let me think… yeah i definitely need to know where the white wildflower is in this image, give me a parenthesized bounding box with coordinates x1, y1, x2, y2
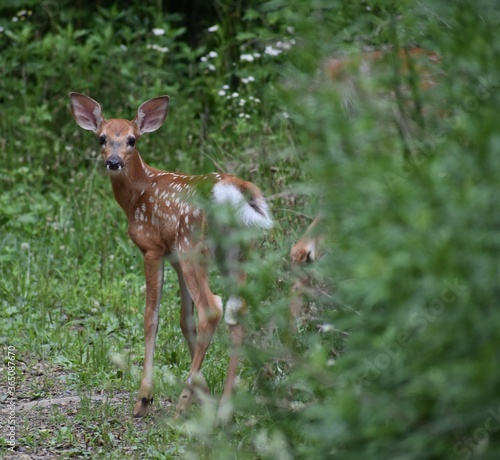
(319, 323, 334, 333)
(287, 26, 295, 34)
(274, 39, 295, 51)
(245, 114, 250, 119)
(200, 56, 207, 62)
(231, 92, 239, 98)
(208, 51, 218, 58)
(152, 28, 165, 36)
(218, 90, 226, 96)
(247, 75, 255, 82)
(239, 99, 246, 106)
(208, 24, 219, 32)
(238, 113, 245, 118)
(147, 44, 169, 53)
(253, 52, 261, 58)
(223, 84, 229, 90)
(21, 242, 30, 251)
(240, 54, 254, 62)
(264, 46, 281, 56)
(0, 27, 4, 33)
(208, 64, 216, 71)
(282, 111, 290, 119)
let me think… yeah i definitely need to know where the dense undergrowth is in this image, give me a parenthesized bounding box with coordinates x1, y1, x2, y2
(1, 0, 500, 458)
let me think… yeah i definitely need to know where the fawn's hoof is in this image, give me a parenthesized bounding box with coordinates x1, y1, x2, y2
(133, 396, 153, 418)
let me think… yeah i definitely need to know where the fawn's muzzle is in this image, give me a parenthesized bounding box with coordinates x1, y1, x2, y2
(106, 156, 124, 171)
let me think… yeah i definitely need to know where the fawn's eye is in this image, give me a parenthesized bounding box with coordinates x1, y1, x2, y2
(99, 135, 106, 146)
(127, 137, 136, 147)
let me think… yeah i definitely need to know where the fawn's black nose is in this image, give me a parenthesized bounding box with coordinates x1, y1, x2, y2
(106, 157, 123, 171)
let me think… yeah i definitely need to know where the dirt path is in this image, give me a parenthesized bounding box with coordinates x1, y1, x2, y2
(1, 355, 174, 459)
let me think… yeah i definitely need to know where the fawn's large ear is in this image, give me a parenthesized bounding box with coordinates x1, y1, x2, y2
(70, 92, 104, 132)
(133, 96, 169, 134)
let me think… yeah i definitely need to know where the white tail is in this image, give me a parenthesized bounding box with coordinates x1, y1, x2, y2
(70, 92, 272, 418)
(212, 181, 273, 229)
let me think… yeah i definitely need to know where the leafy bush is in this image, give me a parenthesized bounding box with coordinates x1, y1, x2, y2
(185, 0, 500, 458)
(215, 1, 500, 458)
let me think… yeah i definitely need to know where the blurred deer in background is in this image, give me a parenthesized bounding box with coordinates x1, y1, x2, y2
(70, 93, 272, 418)
(324, 46, 441, 108)
(325, 47, 441, 88)
(324, 46, 443, 141)
(289, 47, 442, 320)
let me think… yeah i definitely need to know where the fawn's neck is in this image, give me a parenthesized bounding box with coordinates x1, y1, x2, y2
(108, 150, 153, 216)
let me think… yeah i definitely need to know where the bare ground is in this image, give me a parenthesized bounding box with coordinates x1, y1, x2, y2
(1, 356, 176, 459)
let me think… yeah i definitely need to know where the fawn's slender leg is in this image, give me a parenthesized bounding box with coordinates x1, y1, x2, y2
(222, 316, 245, 399)
(172, 262, 196, 359)
(219, 249, 247, 418)
(133, 251, 164, 417)
(172, 261, 209, 395)
(176, 258, 222, 415)
(217, 322, 245, 423)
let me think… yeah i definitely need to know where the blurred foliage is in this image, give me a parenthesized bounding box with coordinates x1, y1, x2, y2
(235, 1, 500, 459)
(1, 0, 500, 458)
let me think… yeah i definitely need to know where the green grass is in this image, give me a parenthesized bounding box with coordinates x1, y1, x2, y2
(0, 145, 295, 458)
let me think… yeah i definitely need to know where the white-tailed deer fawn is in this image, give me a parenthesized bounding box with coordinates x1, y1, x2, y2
(70, 93, 272, 418)
(325, 47, 441, 90)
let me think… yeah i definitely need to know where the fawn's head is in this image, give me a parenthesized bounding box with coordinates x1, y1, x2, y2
(70, 93, 169, 173)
